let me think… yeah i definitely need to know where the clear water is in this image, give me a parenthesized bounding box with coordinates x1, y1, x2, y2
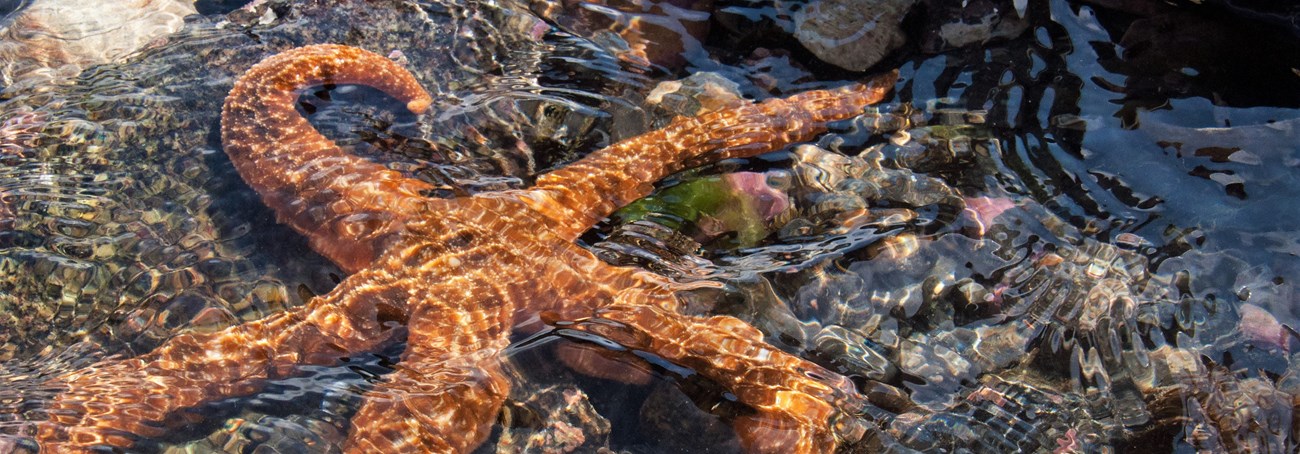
(1, 0, 1298, 452)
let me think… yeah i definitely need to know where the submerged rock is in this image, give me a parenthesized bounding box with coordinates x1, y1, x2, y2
(1239, 303, 1292, 353)
(792, 0, 914, 71)
(614, 171, 792, 249)
(529, 0, 715, 68)
(496, 384, 614, 453)
(916, 0, 1031, 53)
(889, 377, 1106, 453)
(0, 0, 197, 91)
(646, 71, 746, 118)
(0, 0, 1297, 451)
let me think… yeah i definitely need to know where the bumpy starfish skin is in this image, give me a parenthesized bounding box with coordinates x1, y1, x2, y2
(36, 44, 896, 452)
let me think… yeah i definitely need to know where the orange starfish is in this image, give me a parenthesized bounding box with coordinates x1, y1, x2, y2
(35, 44, 896, 452)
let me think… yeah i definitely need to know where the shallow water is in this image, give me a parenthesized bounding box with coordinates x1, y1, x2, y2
(1, 0, 1298, 452)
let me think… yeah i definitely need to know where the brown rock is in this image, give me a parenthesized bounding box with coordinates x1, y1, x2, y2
(793, 0, 914, 71)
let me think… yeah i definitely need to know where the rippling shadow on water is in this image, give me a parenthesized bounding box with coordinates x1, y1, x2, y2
(1, 0, 1299, 451)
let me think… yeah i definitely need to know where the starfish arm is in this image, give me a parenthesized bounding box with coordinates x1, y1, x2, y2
(35, 268, 413, 450)
(345, 351, 510, 454)
(221, 44, 441, 273)
(525, 71, 898, 240)
(32, 41, 897, 452)
(344, 276, 514, 453)
(566, 292, 869, 454)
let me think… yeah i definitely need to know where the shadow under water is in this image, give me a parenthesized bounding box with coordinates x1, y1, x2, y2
(1, 0, 1298, 452)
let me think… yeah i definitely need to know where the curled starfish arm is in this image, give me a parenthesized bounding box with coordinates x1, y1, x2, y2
(221, 44, 440, 273)
(564, 289, 868, 453)
(36, 268, 413, 449)
(526, 71, 898, 240)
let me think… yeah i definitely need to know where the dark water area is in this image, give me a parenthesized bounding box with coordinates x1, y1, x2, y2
(0, 1, 23, 17)
(1, 0, 1299, 452)
(193, 0, 251, 15)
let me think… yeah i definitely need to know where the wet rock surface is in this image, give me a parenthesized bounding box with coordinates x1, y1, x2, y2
(915, 0, 1031, 53)
(791, 0, 913, 72)
(593, 97, 1300, 451)
(2, 0, 1300, 452)
(0, 0, 197, 90)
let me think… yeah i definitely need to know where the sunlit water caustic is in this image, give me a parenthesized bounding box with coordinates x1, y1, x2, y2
(1, 0, 1299, 452)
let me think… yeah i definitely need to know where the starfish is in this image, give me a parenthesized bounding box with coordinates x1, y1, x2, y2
(33, 44, 897, 453)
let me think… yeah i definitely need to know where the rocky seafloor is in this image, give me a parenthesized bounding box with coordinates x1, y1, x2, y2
(1, 0, 1299, 452)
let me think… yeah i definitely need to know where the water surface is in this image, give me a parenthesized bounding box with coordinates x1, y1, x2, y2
(1, 0, 1298, 452)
